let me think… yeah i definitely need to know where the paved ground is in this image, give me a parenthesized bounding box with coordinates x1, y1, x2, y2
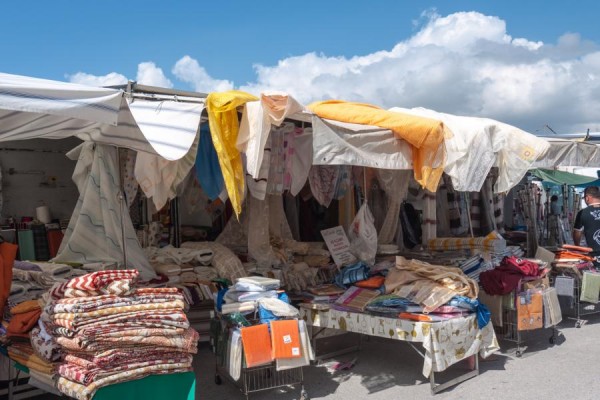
(196, 313, 600, 400)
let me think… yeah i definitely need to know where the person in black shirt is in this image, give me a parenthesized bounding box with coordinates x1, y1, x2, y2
(573, 186, 600, 256)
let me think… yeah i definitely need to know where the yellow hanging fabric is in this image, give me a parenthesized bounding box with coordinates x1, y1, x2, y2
(206, 90, 259, 216)
(308, 100, 450, 192)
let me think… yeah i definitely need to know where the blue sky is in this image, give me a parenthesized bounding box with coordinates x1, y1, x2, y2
(3, 1, 600, 133)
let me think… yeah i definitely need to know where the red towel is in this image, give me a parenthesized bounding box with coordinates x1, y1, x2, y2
(47, 230, 64, 258)
(0, 242, 18, 314)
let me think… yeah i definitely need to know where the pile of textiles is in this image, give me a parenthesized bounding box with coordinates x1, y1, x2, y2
(364, 294, 491, 328)
(384, 256, 479, 313)
(554, 244, 595, 263)
(427, 233, 507, 253)
(181, 241, 246, 284)
(479, 256, 546, 295)
(219, 277, 299, 324)
(300, 284, 345, 304)
(0, 299, 61, 393)
(457, 255, 493, 282)
(41, 270, 198, 400)
(145, 244, 220, 306)
(279, 262, 320, 292)
(220, 276, 281, 315)
(490, 246, 525, 266)
(8, 261, 76, 308)
(146, 244, 217, 285)
(290, 241, 331, 268)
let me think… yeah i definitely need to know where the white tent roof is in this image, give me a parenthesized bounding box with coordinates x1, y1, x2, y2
(531, 138, 600, 168)
(0, 72, 203, 160)
(308, 104, 550, 192)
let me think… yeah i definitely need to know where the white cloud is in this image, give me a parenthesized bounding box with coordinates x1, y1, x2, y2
(67, 72, 127, 87)
(66, 11, 600, 133)
(172, 56, 233, 93)
(136, 62, 173, 88)
(235, 11, 600, 133)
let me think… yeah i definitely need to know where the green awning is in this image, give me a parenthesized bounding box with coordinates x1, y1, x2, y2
(530, 168, 598, 185)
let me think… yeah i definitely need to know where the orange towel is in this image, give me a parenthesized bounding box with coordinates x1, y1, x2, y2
(240, 324, 273, 368)
(561, 244, 593, 253)
(270, 320, 301, 359)
(7, 308, 41, 337)
(555, 250, 594, 262)
(355, 276, 385, 289)
(11, 300, 41, 314)
(398, 312, 434, 322)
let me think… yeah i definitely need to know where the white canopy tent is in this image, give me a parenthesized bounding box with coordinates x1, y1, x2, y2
(0, 72, 203, 160)
(530, 138, 600, 169)
(310, 105, 550, 193)
(0, 72, 205, 280)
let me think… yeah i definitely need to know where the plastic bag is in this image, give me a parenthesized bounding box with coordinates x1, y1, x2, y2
(348, 203, 377, 265)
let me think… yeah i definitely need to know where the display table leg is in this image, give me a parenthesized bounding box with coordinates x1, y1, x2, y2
(429, 354, 479, 395)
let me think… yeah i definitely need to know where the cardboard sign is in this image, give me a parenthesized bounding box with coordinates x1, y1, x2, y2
(321, 226, 357, 266)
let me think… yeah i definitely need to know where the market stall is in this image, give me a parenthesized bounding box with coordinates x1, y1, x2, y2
(0, 73, 206, 400)
(0, 75, 569, 399)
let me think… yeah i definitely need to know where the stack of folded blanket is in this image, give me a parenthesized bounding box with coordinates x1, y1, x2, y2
(41, 270, 199, 400)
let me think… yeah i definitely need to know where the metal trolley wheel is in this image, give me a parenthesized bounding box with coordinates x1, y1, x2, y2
(300, 388, 310, 400)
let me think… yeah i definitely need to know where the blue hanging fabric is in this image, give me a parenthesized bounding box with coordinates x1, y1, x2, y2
(195, 123, 225, 200)
(448, 295, 491, 329)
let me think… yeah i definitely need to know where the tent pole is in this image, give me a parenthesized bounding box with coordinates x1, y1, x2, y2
(116, 147, 128, 269)
(465, 192, 474, 238)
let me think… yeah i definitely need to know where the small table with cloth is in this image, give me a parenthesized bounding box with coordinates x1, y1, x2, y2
(300, 305, 499, 394)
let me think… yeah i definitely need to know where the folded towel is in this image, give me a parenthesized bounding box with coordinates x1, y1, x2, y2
(225, 290, 278, 303)
(237, 276, 280, 290)
(35, 262, 72, 278)
(180, 271, 198, 283)
(222, 302, 256, 314)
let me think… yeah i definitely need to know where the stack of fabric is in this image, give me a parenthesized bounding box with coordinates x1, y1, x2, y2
(221, 276, 281, 315)
(457, 255, 493, 282)
(145, 245, 219, 306)
(373, 257, 491, 327)
(490, 246, 525, 266)
(4, 300, 57, 376)
(41, 270, 198, 400)
(427, 234, 507, 253)
(479, 256, 546, 295)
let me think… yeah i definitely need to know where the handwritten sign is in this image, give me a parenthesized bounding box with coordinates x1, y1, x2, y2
(321, 226, 356, 266)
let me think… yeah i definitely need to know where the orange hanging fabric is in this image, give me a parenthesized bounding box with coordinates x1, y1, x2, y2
(308, 100, 450, 192)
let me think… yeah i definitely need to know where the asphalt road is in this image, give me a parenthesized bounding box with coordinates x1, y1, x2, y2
(196, 313, 600, 400)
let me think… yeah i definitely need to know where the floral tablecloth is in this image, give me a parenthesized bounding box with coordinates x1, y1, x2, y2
(300, 307, 499, 377)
